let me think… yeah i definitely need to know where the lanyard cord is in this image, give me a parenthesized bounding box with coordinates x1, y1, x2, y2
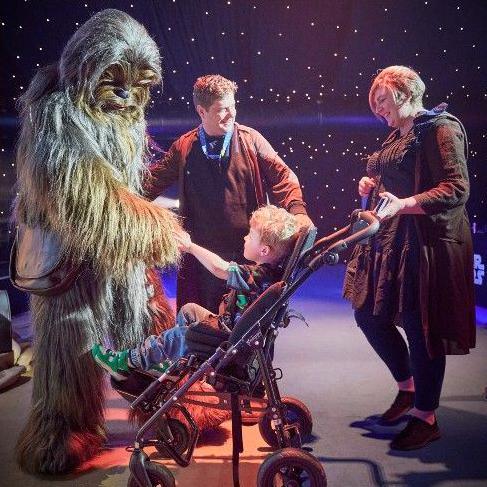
(198, 126, 233, 161)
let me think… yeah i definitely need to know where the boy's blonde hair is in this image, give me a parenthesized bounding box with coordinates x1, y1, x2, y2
(250, 205, 299, 261)
(369, 65, 425, 115)
(193, 74, 238, 109)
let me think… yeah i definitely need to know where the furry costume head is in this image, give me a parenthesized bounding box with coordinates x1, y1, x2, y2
(16, 9, 179, 279)
(59, 9, 162, 123)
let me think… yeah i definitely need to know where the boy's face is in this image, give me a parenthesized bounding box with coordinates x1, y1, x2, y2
(243, 224, 271, 264)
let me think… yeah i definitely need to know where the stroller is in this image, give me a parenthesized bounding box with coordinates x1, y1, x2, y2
(113, 209, 381, 487)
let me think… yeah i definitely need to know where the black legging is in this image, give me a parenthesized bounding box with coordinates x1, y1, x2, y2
(354, 308, 445, 411)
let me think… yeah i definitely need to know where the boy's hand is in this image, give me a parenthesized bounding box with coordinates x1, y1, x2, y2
(175, 230, 192, 252)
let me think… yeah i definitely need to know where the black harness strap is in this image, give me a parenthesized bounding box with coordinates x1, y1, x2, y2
(231, 392, 243, 487)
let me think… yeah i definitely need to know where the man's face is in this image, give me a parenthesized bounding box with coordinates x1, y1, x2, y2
(197, 93, 236, 136)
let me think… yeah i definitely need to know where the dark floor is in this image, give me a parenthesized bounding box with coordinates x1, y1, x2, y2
(1, 265, 486, 486)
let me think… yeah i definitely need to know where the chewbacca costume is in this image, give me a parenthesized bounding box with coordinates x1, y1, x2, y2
(13, 10, 183, 474)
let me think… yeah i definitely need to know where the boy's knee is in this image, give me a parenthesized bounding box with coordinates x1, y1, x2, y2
(177, 303, 198, 326)
(180, 302, 198, 315)
(179, 302, 214, 325)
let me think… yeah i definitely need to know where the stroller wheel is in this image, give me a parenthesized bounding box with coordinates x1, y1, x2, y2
(155, 418, 190, 458)
(127, 460, 175, 487)
(259, 396, 313, 449)
(257, 447, 326, 487)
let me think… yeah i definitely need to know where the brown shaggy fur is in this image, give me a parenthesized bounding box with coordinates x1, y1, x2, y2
(14, 10, 181, 474)
(129, 379, 231, 433)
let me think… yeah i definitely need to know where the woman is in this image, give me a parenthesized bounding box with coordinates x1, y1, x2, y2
(344, 65, 475, 450)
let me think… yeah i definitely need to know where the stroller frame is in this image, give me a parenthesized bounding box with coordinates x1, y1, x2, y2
(125, 209, 380, 487)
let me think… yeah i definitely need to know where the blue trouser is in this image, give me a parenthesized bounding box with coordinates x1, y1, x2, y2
(354, 308, 446, 411)
(129, 303, 216, 370)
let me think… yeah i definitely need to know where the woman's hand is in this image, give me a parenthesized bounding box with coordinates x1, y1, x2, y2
(377, 192, 425, 219)
(175, 229, 192, 252)
(377, 192, 406, 219)
(358, 176, 376, 197)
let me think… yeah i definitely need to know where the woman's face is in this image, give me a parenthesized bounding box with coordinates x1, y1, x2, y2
(372, 85, 414, 130)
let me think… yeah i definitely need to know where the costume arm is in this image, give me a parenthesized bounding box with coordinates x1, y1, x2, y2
(49, 157, 180, 281)
(253, 131, 308, 216)
(412, 121, 469, 214)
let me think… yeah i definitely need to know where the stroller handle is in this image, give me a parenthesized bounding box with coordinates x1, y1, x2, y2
(307, 210, 380, 270)
(327, 210, 379, 252)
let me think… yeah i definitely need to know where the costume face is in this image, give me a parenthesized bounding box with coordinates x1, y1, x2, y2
(90, 62, 158, 123)
(243, 223, 269, 263)
(373, 85, 415, 131)
(198, 93, 236, 136)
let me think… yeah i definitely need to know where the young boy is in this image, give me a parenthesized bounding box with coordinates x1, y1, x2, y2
(92, 205, 298, 380)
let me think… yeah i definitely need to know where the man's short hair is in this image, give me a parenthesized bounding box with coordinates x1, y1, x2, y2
(193, 74, 238, 109)
(250, 205, 299, 261)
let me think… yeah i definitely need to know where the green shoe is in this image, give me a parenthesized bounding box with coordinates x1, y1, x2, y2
(91, 344, 130, 381)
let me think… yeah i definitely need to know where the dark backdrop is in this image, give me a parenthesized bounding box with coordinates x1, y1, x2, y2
(1, 0, 486, 310)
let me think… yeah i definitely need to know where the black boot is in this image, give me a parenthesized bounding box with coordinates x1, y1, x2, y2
(390, 417, 441, 450)
(380, 390, 415, 423)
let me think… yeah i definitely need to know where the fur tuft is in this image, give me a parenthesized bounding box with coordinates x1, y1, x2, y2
(128, 380, 231, 432)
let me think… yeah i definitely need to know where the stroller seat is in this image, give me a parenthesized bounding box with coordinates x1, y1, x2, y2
(113, 225, 314, 396)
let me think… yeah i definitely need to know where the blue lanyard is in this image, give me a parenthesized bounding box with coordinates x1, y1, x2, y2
(198, 126, 233, 161)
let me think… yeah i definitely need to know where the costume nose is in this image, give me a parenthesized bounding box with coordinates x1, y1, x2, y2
(114, 88, 130, 99)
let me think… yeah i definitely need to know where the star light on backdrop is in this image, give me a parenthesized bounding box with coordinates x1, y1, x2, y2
(0, 0, 486, 253)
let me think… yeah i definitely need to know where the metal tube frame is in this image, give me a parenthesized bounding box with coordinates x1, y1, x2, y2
(128, 210, 380, 486)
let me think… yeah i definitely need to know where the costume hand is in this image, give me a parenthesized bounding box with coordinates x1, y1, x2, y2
(377, 192, 406, 219)
(175, 230, 192, 252)
(358, 176, 376, 197)
(294, 213, 314, 229)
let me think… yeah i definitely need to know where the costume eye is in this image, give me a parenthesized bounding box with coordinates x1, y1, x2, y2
(137, 79, 153, 86)
(136, 68, 158, 86)
(98, 79, 114, 87)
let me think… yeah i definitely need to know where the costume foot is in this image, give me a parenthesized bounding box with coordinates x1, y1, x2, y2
(91, 344, 130, 381)
(16, 417, 104, 474)
(380, 390, 415, 423)
(390, 417, 441, 450)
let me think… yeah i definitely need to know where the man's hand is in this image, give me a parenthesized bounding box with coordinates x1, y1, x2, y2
(294, 213, 314, 229)
(175, 230, 192, 252)
(358, 176, 376, 197)
(152, 196, 180, 209)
